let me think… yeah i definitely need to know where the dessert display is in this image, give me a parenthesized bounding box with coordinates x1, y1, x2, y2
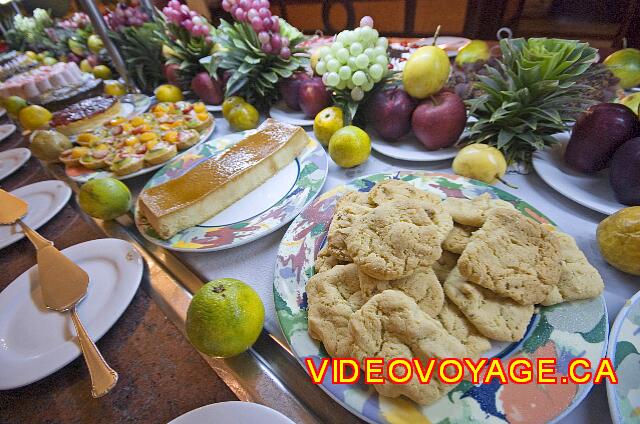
(306, 179, 604, 405)
(138, 118, 309, 239)
(0, 52, 38, 81)
(50, 95, 122, 135)
(0, 61, 86, 100)
(59, 101, 214, 176)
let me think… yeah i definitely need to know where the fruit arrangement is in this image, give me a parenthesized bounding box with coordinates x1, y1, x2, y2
(565, 102, 640, 205)
(59, 101, 214, 175)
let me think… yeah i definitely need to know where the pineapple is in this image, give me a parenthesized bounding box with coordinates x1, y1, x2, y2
(466, 38, 598, 163)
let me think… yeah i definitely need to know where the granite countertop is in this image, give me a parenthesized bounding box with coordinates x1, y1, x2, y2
(0, 124, 237, 423)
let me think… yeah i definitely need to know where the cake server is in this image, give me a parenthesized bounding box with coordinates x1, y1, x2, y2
(0, 188, 118, 397)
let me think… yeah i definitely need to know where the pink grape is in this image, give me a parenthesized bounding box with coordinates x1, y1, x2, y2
(360, 15, 373, 28)
(258, 31, 270, 44)
(251, 0, 261, 9)
(280, 47, 291, 59)
(281, 37, 289, 47)
(271, 16, 279, 31)
(239, 0, 250, 9)
(247, 8, 258, 20)
(259, 0, 270, 8)
(234, 8, 246, 21)
(258, 7, 270, 18)
(271, 34, 281, 50)
(251, 16, 263, 31)
(262, 42, 273, 53)
(262, 17, 272, 30)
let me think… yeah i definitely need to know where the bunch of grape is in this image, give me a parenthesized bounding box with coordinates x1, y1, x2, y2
(59, 12, 92, 30)
(315, 16, 389, 101)
(105, 3, 150, 32)
(221, 0, 291, 59)
(162, 0, 211, 38)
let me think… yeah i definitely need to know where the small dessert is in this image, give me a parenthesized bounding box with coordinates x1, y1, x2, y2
(175, 129, 200, 149)
(0, 62, 85, 100)
(50, 96, 122, 135)
(144, 143, 177, 165)
(111, 155, 144, 176)
(139, 119, 309, 239)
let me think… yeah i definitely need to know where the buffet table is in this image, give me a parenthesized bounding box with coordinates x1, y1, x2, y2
(1, 102, 637, 422)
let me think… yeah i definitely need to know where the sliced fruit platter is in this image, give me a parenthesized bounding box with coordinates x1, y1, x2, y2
(61, 101, 215, 182)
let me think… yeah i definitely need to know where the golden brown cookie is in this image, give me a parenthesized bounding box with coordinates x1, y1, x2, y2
(442, 223, 476, 254)
(542, 231, 604, 306)
(443, 267, 534, 342)
(346, 199, 443, 280)
(349, 290, 467, 405)
(436, 300, 492, 358)
(358, 266, 444, 318)
(432, 250, 460, 284)
(306, 264, 365, 357)
(458, 208, 562, 305)
(368, 179, 442, 206)
(442, 193, 514, 227)
(314, 244, 348, 274)
(326, 191, 372, 262)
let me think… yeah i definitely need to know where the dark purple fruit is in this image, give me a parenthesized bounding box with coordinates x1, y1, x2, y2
(565, 103, 640, 173)
(190, 72, 224, 105)
(610, 137, 640, 205)
(278, 71, 310, 111)
(367, 87, 417, 141)
(298, 76, 331, 118)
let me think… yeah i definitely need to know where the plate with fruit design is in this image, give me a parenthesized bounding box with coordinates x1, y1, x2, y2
(135, 130, 328, 252)
(532, 135, 624, 215)
(607, 289, 640, 424)
(274, 171, 608, 424)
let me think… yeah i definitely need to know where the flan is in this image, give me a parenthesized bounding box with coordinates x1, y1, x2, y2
(51, 96, 122, 135)
(139, 118, 310, 239)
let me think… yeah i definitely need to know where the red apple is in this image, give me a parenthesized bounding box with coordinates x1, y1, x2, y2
(367, 87, 417, 141)
(298, 76, 332, 118)
(411, 91, 466, 150)
(278, 71, 311, 111)
(191, 72, 224, 105)
(163, 63, 180, 86)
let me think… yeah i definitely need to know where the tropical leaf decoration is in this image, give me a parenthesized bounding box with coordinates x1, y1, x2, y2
(466, 37, 598, 163)
(207, 18, 308, 110)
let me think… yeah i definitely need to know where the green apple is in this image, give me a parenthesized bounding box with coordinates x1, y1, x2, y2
(455, 40, 490, 66)
(87, 34, 104, 54)
(604, 48, 640, 89)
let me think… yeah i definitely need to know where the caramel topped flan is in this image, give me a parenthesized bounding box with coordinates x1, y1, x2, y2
(139, 118, 310, 239)
(51, 95, 121, 135)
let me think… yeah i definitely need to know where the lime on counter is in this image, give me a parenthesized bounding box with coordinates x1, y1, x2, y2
(597, 206, 640, 276)
(328, 125, 371, 168)
(19, 105, 52, 130)
(186, 278, 265, 358)
(78, 177, 132, 220)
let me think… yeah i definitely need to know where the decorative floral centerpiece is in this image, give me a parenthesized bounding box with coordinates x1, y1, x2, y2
(106, 1, 165, 93)
(6, 9, 61, 55)
(206, 0, 308, 109)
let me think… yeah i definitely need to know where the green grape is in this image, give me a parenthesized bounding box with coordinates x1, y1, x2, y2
(369, 63, 383, 81)
(336, 79, 347, 90)
(375, 55, 388, 67)
(349, 42, 363, 56)
(347, 57, 357, 69)
(318, 46, 331, 58)
(355, 54, 369, 69)
(373, 46, 386, 58)
(360, 27, 374, 43)
(362, 79, 374, 92)
(347, 80, 355, 89)
(352, 70, 366, 86)
(371, 29, 379, 43)
(327, 59, 340, 72)
(315, 60, 327, 75)
(338, 65, 352, 81)
(336, 31, 347, 43)
(376, 37, 388, 49)
(326, 72, 340, 87)
(331, 42, 344, 53)
(364, 48, 376, 59)
(351, 87, 364, 101)
(336, 48, 350, 64)
(343, 30, 357, 45)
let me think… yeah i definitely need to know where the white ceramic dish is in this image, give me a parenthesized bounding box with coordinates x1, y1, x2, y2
(0, 147, 30, 181)
(0, 238, 143, 389)
(0, 123, 17, 143)
(369, 127, 460, 162)
(269, 101, 314, 126)
(0, 180, 71, 250)
(532, 134, 623, 215)
(416, 36, 471, 56)
(206, 104, 223, 112)
(168, 402, 295, 424)
(0, 107, 6, 118)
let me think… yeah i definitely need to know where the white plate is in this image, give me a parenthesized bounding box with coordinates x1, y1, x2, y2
(0, 238, 143, 389)
(0, 107, 6, 118)
(0, 123, 16, 142)
(532, 134, 624, 215)
(206, 104, 223, 112)
(269, 101, 314, 126)
(0, 180, 72, 250)
(168, 402, 295, 424)
(416, 36, 470, 57)
(0, 147, 30, 180)
(369, 126, 460, 162)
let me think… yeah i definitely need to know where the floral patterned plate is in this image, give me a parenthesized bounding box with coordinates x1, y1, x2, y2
(274, 171, 608, 424)
(607, 289, 640, 424)
(135, 130, 328, 252)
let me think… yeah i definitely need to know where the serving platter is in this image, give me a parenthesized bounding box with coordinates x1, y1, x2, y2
(0, 147, 30, 181)
(368, 127, 460, 162)
(0, 123, 16, 143)
(532, 134, 622, 215)
(270, 101, 314, 127)
(274, 171, 608, 424)
(168, 402, 296, 424)
(0, 238, 143, 389)
(135, 130, 328, 252)
(606, 289, 640, 424)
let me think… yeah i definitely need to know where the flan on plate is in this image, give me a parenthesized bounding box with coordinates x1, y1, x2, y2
(139, 118, 310, 239)
(51, 96, 122, 135)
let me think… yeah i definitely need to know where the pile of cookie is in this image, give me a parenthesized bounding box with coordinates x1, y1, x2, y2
(306, 179, 604, 405)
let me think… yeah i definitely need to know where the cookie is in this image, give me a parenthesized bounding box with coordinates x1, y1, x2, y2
(442, 223, 476, 254)
(306, 264, 365, 357)
(432, 250, 460, 284)
(326, 191, 372, 261)
(346, 199, 443, 280)
(436, 300, 492, 358)
(443, 267, 534, 342)
(542, 231, 604, 306)
(358, 266, 444, 318)
(368, 179, 442, 206)
(442, 193, 514, 227)
(349, 290, 467, 405)
(458, 208, 562, 305)
(315, 244, 347, 274)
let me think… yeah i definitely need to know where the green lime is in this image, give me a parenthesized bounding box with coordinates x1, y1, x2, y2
(5, 95, 27, 116)
(186, 278, 265, 358)
(328, 125, 371, 168)
(78, 177, 131, 220)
